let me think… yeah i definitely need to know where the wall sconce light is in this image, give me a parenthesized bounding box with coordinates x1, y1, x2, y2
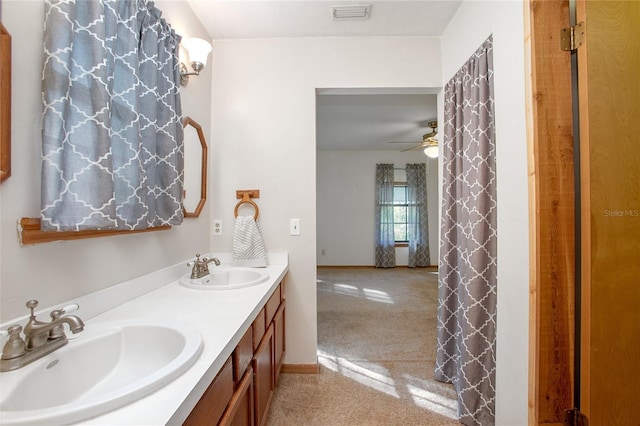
(180, 38, 212, 86)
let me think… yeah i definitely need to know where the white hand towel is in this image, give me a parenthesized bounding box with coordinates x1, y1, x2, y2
(233, 216, 267, 267)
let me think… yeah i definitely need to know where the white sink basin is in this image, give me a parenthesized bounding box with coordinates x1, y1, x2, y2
(0, 319, 202, 426)
(179, 267, 269, 290)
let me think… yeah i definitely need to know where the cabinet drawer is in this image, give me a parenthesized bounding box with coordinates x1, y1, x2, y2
(183, 357, 233, 426)
(252, 308, 265, 351)
(281, 278, 286, 299)
(233, 327, 253, 384)
(265, 284, 281, 326)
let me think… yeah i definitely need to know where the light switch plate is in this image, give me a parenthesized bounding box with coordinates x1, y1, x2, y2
(290, 218, 301, 236)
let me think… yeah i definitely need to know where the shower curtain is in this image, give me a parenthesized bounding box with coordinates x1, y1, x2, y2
(374, 163, 396, 268)
(435, 36, 497, 426)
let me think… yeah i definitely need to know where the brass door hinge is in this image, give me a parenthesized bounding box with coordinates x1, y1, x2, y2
(561, 22, 585, 51)
(563, 408, 589, 426)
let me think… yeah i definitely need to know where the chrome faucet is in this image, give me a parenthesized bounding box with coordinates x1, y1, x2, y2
(0, 300, 85, 372)
(187, 254, 220, 279)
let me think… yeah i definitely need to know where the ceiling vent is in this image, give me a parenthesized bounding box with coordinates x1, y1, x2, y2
(331, 4, 371, 20)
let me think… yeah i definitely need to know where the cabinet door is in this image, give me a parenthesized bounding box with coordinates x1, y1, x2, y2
(183, 358, 234, 426)
(273, 301, 285, 386)
(252, 324, 274, 426)
(219, 367, 254, 426)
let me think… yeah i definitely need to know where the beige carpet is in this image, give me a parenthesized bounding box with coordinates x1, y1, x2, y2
(267, 267, 459, 426)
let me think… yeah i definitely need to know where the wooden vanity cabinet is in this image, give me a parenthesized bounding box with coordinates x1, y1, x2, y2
(184, 279, 286, 426)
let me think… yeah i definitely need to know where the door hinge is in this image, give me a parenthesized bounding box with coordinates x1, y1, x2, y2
(563, 408, 589, 426)
(561, 22, 585, 51)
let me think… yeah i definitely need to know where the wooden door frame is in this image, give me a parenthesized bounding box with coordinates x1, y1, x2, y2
(525, 0, 576, 424)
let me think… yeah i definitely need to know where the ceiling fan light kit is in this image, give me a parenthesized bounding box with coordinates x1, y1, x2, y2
(388, 120, 439, 157)
(424, 145, 439, 158)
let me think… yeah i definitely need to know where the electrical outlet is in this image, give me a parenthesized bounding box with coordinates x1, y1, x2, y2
(290, 218, 301, 236)
(213, 220, 222, 236)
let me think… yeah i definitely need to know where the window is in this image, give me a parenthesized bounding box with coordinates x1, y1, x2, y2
(393, 184, 409, 242)
(380, 183, 416, 244)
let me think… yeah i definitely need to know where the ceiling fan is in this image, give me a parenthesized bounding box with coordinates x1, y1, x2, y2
(389, 120, 439, 158)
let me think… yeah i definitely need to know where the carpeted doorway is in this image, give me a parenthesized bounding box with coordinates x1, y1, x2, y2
(267, 267, 458, 425)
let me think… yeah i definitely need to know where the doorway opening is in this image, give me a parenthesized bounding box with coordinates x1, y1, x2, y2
(315, 88, 440, 267)
(304, 88, 455, 422)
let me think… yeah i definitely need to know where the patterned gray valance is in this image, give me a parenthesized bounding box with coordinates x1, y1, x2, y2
(41, 0, 184, 231)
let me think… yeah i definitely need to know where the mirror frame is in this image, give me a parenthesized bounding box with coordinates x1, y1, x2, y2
(182, 116, 207, 218)
(0, 23, 11, 183)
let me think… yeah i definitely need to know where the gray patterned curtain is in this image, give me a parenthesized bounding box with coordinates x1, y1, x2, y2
(435, 36, 497, 426)
(406, 163, 430, 267)
(375, 163, 396, 268)
(41, 0, 184, 231)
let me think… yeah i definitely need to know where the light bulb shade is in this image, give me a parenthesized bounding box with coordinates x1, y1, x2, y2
(184, 38, 212, 68)
(424, 145, 439, 158)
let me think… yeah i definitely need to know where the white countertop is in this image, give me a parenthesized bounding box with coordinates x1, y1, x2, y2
(1, 253, 288, 426)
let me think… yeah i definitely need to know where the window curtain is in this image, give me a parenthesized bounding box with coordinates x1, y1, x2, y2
(41, 0, 184, 231)
(435, 36, 497, 426)
(406, 163, 430, 267)
(374, 163, 395, 268)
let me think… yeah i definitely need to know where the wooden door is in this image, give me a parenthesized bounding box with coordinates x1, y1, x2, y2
(577, 1, 640, 424)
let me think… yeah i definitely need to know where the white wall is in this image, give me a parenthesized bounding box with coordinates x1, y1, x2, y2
(0, 1, 212, 322)
(316, 150, 439, 266)
(209, 36, 442, 364)
(441, 1, 529, 424)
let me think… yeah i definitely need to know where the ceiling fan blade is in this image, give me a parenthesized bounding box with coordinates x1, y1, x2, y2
(401, 144, 427, 152)
(389, 120, 438, 150)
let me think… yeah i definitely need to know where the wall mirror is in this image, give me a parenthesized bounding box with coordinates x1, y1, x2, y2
(0, 23, 11, 183)
(182, 116, 207, 218)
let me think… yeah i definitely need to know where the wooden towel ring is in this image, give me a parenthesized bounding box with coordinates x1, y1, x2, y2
(234, 199, 259, 220)
(234, 190, 260, 220)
